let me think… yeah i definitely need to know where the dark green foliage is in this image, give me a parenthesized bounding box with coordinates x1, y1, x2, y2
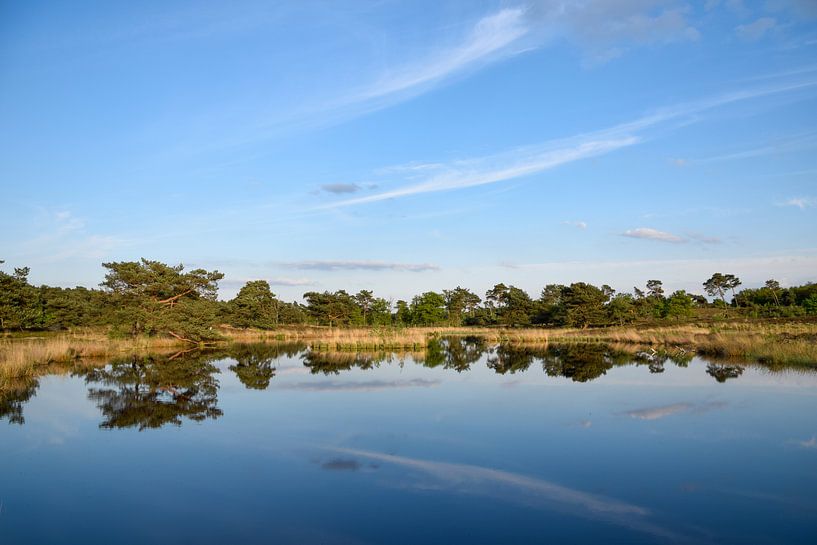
(409, 291, 447, 326)
(662, 290, 695, 320)
(443, 287, 481, 326)
(562, 282, 611, 328)
(607, 293, 636, 325)
(100, 259, 225, 341)
(303, 290, 362, 326)
(484, 283, 534, 326)
(2, 260, 816, 333)
(0, 265, 38, 330)
(0, 377, 39, 425)
(82, 353, 222, 430)
(227, 280, 279, 329)
(703, 273, 741, 304)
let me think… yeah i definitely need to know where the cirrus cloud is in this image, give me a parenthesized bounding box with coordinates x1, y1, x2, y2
(282, 260, 439, 272)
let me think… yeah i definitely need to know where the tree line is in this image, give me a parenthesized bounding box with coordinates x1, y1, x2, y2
(1, 259, 816, 340)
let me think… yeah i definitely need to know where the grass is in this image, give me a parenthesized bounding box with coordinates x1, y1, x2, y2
(221, 323, 817, 365)
(3, 321, 817, 382)
(0, 329, 187, 383)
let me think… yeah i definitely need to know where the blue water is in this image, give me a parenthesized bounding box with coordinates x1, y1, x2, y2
(2, 342, 816, 544)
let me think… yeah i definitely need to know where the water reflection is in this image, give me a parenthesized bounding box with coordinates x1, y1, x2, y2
(229, 343, 305, 389)
(0, 376, 38, 425)
(1, 338, 811, 428)
(706, 364, 745, 382)
(81, 353, 223, 430)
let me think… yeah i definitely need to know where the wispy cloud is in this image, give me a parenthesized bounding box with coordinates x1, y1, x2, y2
(623, 401, 726, 420)
(12, 209, 122, 265)
(736, 17, 778, 41)
(687, 233, 722, 245)
(779, 196, 817, 209)
(327, 447, 691, 542)
(622, 228, 685, 243)
(690, 132, 817, 164)
(220, 276, 316, 289)
(797, 436, 817, 449)
(346, 8, 529, 107)
(317, 76, 817, 209)
(282, 260, 439, 272)
(320, 135, 639, 208)
(268, 277, 316, 286)
(282, 379, 439, 392)
(624, 403, 692, 420)
(562, 220, 588, 230)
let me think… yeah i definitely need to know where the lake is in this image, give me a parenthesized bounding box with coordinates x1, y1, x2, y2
(2, 340, 816, 544)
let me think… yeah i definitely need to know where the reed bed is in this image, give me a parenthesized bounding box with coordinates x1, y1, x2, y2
(0, 330, 185, 381)
(2, 322, 816, 382)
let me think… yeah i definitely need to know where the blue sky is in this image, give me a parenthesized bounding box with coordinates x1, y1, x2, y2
(1, 0, 816, 301)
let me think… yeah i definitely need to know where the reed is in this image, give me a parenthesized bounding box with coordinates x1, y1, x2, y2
(2, 321, 816, 381)
(0, 330, 185, 381)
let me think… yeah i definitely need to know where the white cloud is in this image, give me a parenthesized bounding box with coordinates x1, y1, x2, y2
(562, 220, 588, 230)
(328, 446, 686, 542)
(624, 401, 726, 420)
(321, 135, 639, 208)
(317, 77, 817, 209)
(349, 8, 529, 105)
(797, 436, 817, 449)
(282, 260, 439, 272)
(736, 17, 778, 41)
(622, 227, 685, 243)
(268, 277, 316, 286)
(625, 403, 692, 420)
(780, 197, 816, 209)
(281, 379, 439, 392)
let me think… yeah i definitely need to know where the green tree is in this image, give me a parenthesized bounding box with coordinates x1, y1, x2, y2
(534, 284, 567, 325)
(354, 290, 375, 325)
(409, 292, 447, 325)
(607, 293, 636, 325)
(662, 290, 694, 320)
(443, 287, 481, 326)
(303, 290, 362, 326)
(228, 280, 278, 329)
(562, 282, 610, 328)
(765, 279, 781, 307)
(394, 300, 411, 325)
(646, 279, 664, 299)
(703, 272, 741, 304)
(485, 284, 533, 326)
(100, 259, 224, 340)
(804, 294, 817, 315)
(0, 263, 39, 330)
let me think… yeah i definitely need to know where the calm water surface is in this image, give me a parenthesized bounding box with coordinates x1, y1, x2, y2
(2, 341, 816, 544)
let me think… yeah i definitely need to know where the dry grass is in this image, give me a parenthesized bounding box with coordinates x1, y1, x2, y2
(0, 329, 186, 382)
(220, 323, 817, 366)
(3, 321, 816, 383)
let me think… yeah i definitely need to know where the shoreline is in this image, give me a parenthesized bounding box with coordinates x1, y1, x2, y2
(2, 321, 816, 382)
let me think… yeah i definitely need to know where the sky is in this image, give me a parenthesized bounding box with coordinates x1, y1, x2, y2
(1, 0, 816, 302)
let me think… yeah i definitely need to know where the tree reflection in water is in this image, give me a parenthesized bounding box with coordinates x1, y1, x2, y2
(706, 364, 745, 382)
(229, 343, 305, 389)
(2, 339, 806, 428)
(82, 352, 223, 430)
(424, 336, 486, 372)
(0, 376, 38, 425)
